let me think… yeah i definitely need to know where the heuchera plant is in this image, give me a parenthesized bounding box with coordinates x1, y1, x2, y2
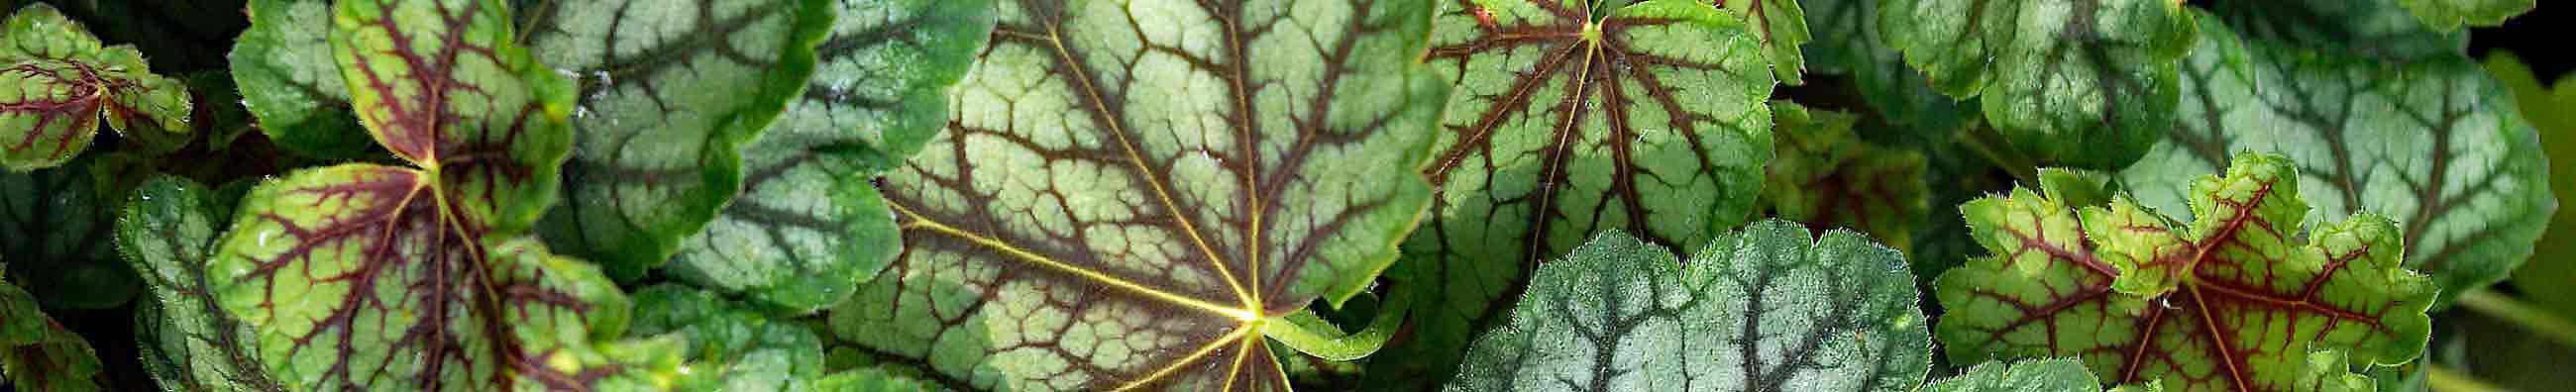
(3, 0, 2569, 391)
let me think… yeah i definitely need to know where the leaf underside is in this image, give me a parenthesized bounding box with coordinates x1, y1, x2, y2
(834, 0, 1449, 390)
(1939, 153, 2435, 392)
(1445, 222, 1926, 392)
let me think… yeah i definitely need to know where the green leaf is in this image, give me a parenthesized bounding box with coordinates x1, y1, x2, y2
(119, 175, 284, 392)
(1, 3, 190, 171)
(204, 1, 686, 390)
(525, 0, 833, 282)
(2204, 0, 2463, 63)
(1379, 0, 1775, 387)
(2118, 16, 2555, 308)
(661, 0, 992, 313)
(231, 0, 375, 159)
(1445, 222, 1927, 392)
(1798, 0, 1972, 131)
(1878, 0, 2195, 169)
(1939, 152, 2436, 392)
(630, 285, 831, 392)
(1713, 0, 1809, 85)
(2395, 0, 2531, 32)
(1, 155, 139, 310)
(0, 281, 106, 392)
(1921, 359, 2109, 392)
(833, 0, 1449, 389)
(1764, 101, 1926, 251)
(2484, 52, 2576, 322)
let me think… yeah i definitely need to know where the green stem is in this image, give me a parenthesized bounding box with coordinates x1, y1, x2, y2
(2425, 363, 2506, 392)
(2455, 288, 2576, 349)
(1261, 285, 1411, 361)
(1958, 123, 2039, 183)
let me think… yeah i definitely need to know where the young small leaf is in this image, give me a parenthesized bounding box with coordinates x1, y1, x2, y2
(1445, 222, 1927, 392)
(2119, 16, 2555, 307)
(1939, 152, 2435, 392)
(1878, 0, 2196, 169)
(835, 0, 1449, 389)
(526, 0, 834, 281)
(1, 3, 190, 171)
(1380, 0, 1775, 387)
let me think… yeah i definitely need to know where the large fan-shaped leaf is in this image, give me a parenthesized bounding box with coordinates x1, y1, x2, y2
(526, 0, 832, 280)
(830, 0, 1449, 389)
(1878, 0, 2195, 169)
(119, 175, 283, 392)
(1, 155, 138, 309)
(1939, 153, 2435, 392)
(2117, 15, 2555, 308)
(1375, 1, 1773, 388)
(204, 1, 685, 390)
(230, 0, 373, 159)
(664, 0, 992, 313)
(1444, 222, 1926, 392)
(1, 3, 189, 171)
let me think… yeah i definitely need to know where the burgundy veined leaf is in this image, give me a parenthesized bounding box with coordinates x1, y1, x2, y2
(1711, 0, 1809, 85)
(1936, 152, 2435, 392)
(204, 0, 686, 391)
(827, 0, 1450, 390)
(1, 3, 190, 172)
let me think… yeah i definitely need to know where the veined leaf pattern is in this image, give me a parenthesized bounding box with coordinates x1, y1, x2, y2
(1, 3, 190, 171)
(1920, 359, 2106, 392)
(2206, 0, 2461, 63)
(205, 0, 684, 390)
(119, 175, 284, 392)
(2117, 15, 2555, 307)
(1, 155, 139, 310)
(1939, 153, 2435, 392)
(526, 0, 832, 280)
(231, 0, 374, 159)
(1764, 101, 1926, 251)
(1878, 0, 2196, 169)
(630, 284, 829, 392)
(1712, 0, 1808, 85)
(1377, 0, 1773, 388)
(835, 0, 1449, 389)
(1798, 0, 1972, 131)
(0, 280, 107, 392)
(668, 0, 993, 313)
(1444, 222, 1927, 392)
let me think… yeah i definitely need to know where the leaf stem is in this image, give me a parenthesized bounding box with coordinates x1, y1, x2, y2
(1261, 284, 1412, 361)
(2425, 363, 2507, 392)
(1958, 123, 2039, 183)
(2455, 288, 2576, 349)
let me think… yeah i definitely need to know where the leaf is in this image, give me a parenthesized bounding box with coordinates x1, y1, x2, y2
(118, 175, 284, 392)
(1938, 152, 2436, 392)
(834, 0, 1450, 389)
(1444, 222, 1927, 392)
(1, 154, 140, 310)
(2484, 52, 2576, 322)
(661, 0, 992, 313)
(2117, 15, 2555, 308)
(0, 281, 106, 392)
(2395, 0, 2531, 32)
(629, 285, 829, 392)
(2204, 0, 2463, 63)
(204, 0, 685, 390)
(1921, 359, 2108, 392)
(2, 3, 191, 171)
(1798, 0, 1972, 131)
(1764, 101, 1926, 251)
(1377, 0, 1775, 388)
(524, 0, 832, 281)
(1878, 0, 2196, 169)
(231, 0, 375, 159)
(1713, 0, 1809, 85)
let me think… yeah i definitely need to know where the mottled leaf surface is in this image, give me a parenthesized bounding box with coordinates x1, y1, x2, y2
(0, 281, 105, 392)
(205, 1, 684, 390)
(1713, 0, 1807, 84)
(526, 0, 830, 279)
(1378, 0, 1773, 388)
(230, 0, 373, 159)
(1798, 0, 1971, 131)
(1878, 0, 2195, 169)
(119, 175, 283, 392)
(1940, 153, 2435, 392)
(630, 285, 830, 392)
(1764, 101, 1925, 251)
(1921, 359, 2103, 392)
(0, 155, 138, 309)
(2395, 0, 2531, 31)
(1445, 223, 1927, 392)
(2205, 0, 2462, 63)
(667, 0, 991, 312)
(2484, 52, 2576, 320)
(1, 3, 189, 171)
(2118, 17, 2555, 307)
(840, 0, 1449, 389)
